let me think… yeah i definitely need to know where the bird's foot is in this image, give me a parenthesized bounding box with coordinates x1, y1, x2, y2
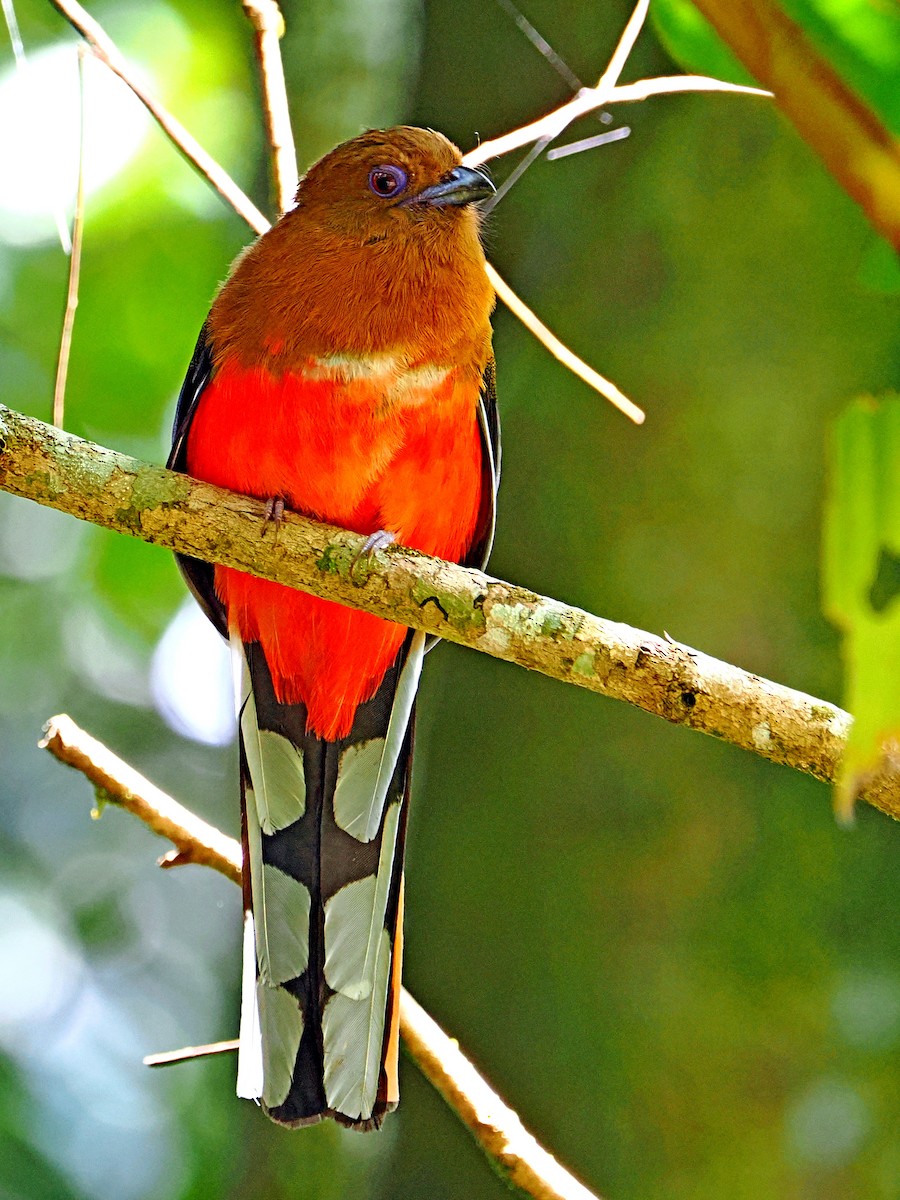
(261, 496, 286, 535)
(350, 529, 396, 580)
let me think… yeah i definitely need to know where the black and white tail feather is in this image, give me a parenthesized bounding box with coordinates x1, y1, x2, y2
(233, 628, 424, 1126)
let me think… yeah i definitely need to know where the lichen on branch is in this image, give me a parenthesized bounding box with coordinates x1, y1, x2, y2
(1, 402, 898, 820)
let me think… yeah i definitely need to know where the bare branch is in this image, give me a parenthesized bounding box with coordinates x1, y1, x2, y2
(40, 714, 241, 881)
(596, 0, 648, 90)
(41, 714, 604, 1200)
(463, 75, 771, 169)
(240, 0, 298, 215)
(691, 0, 900, 250)
(3, 404, 897, 820)
(463, 0, 765, 169)
(486, 265, 644, 424)
(400, 991, 604, 1200)
(145, 1040, 239, 1068)
(49, 0, 270, 235)
(53, 44, 87, 429)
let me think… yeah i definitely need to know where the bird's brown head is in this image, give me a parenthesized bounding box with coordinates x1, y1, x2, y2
(210, 126, 496, 365)
(293, 126, 494, 243)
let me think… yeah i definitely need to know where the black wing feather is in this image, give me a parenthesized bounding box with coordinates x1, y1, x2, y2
(166, 325, 228, 637)
(467, 355, 501, 572)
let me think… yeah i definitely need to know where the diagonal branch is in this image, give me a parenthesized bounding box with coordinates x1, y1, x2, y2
(1, 403, 898, 821)
(463, 74, 771, 168)
(48, 0, 270, 234)
(240, 0, 298, 215)
(689, 0, 900, 250)
(40, 714, 242, 880)
(484, 266, 644, 424)
(40, 713, 604, 1200)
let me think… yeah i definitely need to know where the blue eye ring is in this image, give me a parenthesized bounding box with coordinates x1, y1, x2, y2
(368, 165, 408, 198)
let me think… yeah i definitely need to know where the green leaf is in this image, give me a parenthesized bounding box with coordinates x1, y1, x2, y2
(782, 0, 900, 135)
(653, 1, 900, 136)
(651, 0, 756, 86)
(824, 393, 900, 815)
(857, 235, 900, 296)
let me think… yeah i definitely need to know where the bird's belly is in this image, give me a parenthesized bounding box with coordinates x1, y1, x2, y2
(184, 357, 484, 738)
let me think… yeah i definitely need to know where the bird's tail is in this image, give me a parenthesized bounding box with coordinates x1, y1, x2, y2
(233, 630, 425, 1128)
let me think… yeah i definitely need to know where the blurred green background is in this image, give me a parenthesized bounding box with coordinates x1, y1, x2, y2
(1, 1, 898, 1198)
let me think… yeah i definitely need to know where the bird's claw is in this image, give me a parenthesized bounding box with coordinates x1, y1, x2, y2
(350, 530, 396, 580)
(261, 496, 286, 535)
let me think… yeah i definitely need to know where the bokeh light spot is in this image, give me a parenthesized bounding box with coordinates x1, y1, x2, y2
(786, 1076, 871, 1168)
(151, 600, 236, 745)
(0, 43, 150, 247)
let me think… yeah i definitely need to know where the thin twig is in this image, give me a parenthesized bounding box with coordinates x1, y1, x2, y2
(463, 74, 771, 168)
(48, 0, 270, 235)
(53, 44, 87, 429)
(3, 405, 897, 820)
(39, 714, 242, 880)
(40, 714, 604, 1200)
(240, 0, 298, 215)
(486, 265, 644, 424)
(596, 0, 648, 90)
(492, 0, 619, 152)
(463, 0, 763, 173)
(145, 1039, 239, 1068)
(400, 991, 603, 1200)
(546, 127, 631, 162)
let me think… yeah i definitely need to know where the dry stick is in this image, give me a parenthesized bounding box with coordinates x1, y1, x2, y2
(40, 714, 604, 1200)
(3, 404, 898, 822)
(466, 0, 762, 429)
(463, 0, 765, 167)
(52, 43, 87, 429)
(463, 74, 772, 168)
(48, 0, 270, 235)
(486, 266, 643, 424)
(462, 0, 772, 167)
(483, 0, 647, 223)
(240, 0, 298, 215)
(145, 1039, 239, 1068)
(691, 0, 900, 251)
(399, 991, 602, 1200)
(597, 0, 648, 90)
(40, 714, 242, 880)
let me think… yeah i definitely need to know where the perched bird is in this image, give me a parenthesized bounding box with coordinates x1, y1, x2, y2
(168, 127, 499, 1128)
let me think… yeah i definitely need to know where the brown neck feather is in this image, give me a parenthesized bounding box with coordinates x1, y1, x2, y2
(207, 205, 495, 375)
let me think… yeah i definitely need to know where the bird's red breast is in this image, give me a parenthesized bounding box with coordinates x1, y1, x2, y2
(186, 351, 485, 739)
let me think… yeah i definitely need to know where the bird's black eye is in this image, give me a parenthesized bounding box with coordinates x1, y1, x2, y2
(368, 165, 408, 198)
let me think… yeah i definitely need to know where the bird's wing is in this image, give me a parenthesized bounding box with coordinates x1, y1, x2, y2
(166, 324, 227, 637)
(466, 355, 501, 572)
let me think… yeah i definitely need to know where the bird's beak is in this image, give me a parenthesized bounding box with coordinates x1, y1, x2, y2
(401, 165, 495, 209)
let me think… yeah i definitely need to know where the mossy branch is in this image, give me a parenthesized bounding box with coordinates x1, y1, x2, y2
(1, 402, 898, 821)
